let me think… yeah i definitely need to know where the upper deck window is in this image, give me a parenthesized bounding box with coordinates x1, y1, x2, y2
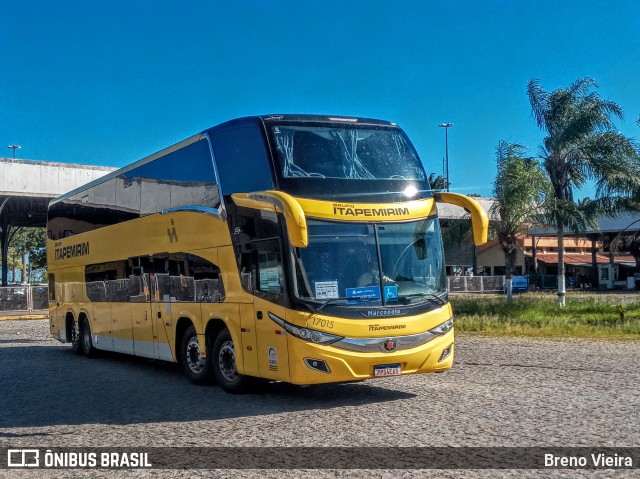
(211, 126, 273, 195)
(270, 125, 426, 181)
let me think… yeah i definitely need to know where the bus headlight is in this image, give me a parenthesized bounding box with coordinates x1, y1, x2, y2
(268, 312, 344, 345)
(429, 318, 454, 336)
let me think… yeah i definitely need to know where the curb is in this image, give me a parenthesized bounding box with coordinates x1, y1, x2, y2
(0, 314, 48, 321)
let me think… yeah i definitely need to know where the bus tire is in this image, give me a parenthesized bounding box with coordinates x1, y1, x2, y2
(81, 316, 97, 358)
(180, 325, 214, 385)
(212, 328, 250, 394)
(70, 318, 83, 355)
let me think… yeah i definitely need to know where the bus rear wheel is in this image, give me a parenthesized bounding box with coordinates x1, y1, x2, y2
(180, 325, 214, 385)
(81, 317, 97, 358)
(212, 329, 250, 394)
(70, 318, 83, 355)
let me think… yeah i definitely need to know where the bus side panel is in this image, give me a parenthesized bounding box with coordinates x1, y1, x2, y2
(203, 304, 245, 372)
(238, 304, 259, 376)
(254, 299, 290, 381)
(111, 302, 134, 355)
(92, 300, 114, 351)
(131, 300, 154, 358)
(48, 269, 63, 342)
(160, 301, 201, 362)
(60, 267, 84, 340)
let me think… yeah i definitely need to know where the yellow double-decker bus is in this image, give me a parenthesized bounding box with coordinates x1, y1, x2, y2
(47, 114, 487, 393)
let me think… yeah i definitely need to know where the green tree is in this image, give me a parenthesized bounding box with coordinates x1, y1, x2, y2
(527, 77, 640, 305)
(491, 141, 550, 302)
(8, 227, 47, 283)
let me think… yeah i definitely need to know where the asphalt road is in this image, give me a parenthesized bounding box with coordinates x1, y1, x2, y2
(1, 319, 639, 478)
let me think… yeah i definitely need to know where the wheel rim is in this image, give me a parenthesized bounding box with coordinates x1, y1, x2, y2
(218, 340, 238, 382)
(186, 336, 206, 374)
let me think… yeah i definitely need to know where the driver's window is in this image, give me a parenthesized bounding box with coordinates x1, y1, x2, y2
(233, 208, 285, 300)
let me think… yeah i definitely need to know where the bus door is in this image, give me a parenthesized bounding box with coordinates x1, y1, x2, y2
(149, 270, 178, 362)
(129, 257, 156, 359)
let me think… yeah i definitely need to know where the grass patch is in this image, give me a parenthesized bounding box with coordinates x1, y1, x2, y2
(451, 293, 640, 339)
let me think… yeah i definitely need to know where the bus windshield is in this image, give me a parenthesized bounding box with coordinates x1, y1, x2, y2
(270, 125, 426, 181)
(291, 218, 446, 309)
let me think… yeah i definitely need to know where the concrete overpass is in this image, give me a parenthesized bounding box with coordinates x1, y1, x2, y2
(0, 158, 116, 285)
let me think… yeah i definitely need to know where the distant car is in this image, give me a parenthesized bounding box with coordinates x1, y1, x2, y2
(504, 275, 529, 293)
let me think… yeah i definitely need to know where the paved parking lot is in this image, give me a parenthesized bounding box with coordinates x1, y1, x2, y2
(1, 319, 639, 478)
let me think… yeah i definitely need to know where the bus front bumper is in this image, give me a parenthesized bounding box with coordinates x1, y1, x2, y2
(286, 329, 455, 385)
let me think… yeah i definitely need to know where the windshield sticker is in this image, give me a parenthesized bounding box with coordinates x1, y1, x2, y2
(346, 286, 381, 302)
(259, 267, 281, 292)
(314, 281, 339, 299)
(384, 285, 399, 301)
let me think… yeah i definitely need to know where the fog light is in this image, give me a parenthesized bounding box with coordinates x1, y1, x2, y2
(439, 344, 453, 362)
(304, 358, 331, 373)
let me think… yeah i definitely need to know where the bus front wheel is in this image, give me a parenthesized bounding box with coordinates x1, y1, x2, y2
(212, 329, 250, 394)
(180, 325, 214, 385)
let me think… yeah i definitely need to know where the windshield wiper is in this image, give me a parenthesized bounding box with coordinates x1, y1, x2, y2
(296, 296, 378, 313)
(397, 292, 447, 305)
(316, 296, 378, 313)
(294, 297, 323, 313)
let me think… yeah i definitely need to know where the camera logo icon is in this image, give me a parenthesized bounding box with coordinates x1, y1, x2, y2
(7, 449, 40, 468)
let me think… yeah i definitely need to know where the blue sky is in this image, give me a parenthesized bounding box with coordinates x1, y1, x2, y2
(2, 0, 639, 197)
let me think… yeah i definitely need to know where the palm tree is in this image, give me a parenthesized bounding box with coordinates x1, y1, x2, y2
(428, 173, 447, 191)
(527, 77, 640, 305)
(491, 141, 550, 302)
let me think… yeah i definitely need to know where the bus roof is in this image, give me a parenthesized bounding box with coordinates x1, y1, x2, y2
(50, 114, 402, 206)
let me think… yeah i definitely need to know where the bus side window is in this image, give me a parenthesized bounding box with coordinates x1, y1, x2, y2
(128, 256, 151, 302)
(169, 139, 219, 210)
(236, 230, 256, 292)
(186, 254, 225, 303)
(239, 250, 257, 292)
(211, 126, 273, 195)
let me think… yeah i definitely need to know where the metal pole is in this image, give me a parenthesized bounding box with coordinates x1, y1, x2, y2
(7, 145, 21, 159)
(445, 127, 449, 192)
(438, 123, 454, 192)
(27, 283, 33, 313)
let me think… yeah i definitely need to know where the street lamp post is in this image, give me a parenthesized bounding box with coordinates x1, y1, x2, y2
(7, 145, 21, 159)
(438, 123, 454, 192)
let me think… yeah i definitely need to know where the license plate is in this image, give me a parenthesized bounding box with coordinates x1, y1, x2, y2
(374, 364, 401, 377)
